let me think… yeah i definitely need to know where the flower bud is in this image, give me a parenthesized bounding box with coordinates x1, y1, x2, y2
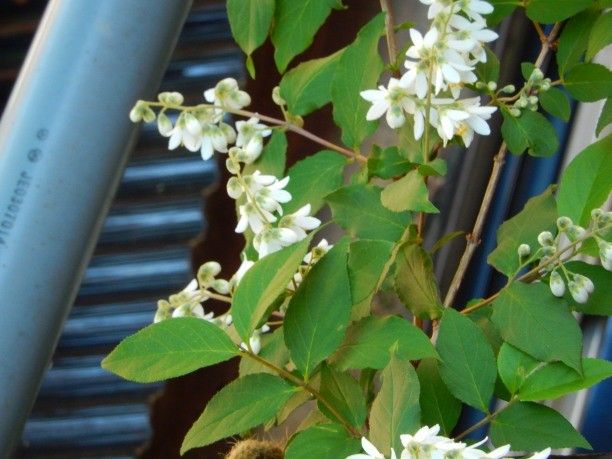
(210, 279, 230, 294)
(226, 177, 244, 199)
(530, 68, 544, 81)
(568, 280, 588, 304)
(517, 97, 529, 109)
(249, 334, 262, 355)
(517, 243, 531, 258)
(549, 270, 565, 297)
(574, 274, 594, 294)
(556, 216, 572, 231)
(509, 108, 522, 117)
(528, 95, 539, 106)
(537, 231, 555, 246)
(598, 240, 612, 271)
(566, 225, 586, 241)
(129, 101, 149, 122)
(475, 81, 486, 89)
(226, 157, 241, 174)
(591, 208, 603, 221)
(157, 112, 173, 136)
(158, 91, 184, 106)
(154, 300, 172, 323)
(272, 86, 286, 106)
(487, 81, 498, 91)
(540, 80, 551, 91)
(501, 84, 516, 94)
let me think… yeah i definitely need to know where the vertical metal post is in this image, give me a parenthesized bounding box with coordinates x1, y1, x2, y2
(0, 0, 192, 454)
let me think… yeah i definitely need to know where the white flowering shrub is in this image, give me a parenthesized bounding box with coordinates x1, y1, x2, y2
(107, 0, 612, 457)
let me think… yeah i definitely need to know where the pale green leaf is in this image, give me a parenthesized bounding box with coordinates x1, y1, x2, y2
(227, 0, 275, 65)
(370, 356, 421, 456)
(487, 0, 517, 26)
(565, 63, 612, 102)
(331, 14, 385, 148)
(491, 283, 583, 372)
(181, 374, 296, 453)
(587, 10, 612, 59)
(526, 0, 594, 23)
(285, 424, 360, 459)
(381, 170, 439, 213)
(367, 146, 412, 180)
(557, 9, 598, 75)
(284, 241, 352, 378)
(437, 309, 497, 411)
(596, 98, 612, 136)
(557, 135, 612, 226)
(101, 318, 238, 383)
(329, 316, 437, 371)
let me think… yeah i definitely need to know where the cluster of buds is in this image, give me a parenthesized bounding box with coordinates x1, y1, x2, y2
(360, 0, 498, 146)
(348, 424, 551, 459)
(287, 239, 333, 294)
(507, 68, 553, 117)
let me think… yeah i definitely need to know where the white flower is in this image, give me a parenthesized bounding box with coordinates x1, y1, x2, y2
(254, 176, 292, 215)
(575, 274, 594, 294)
(549, 270, 565, 297)
(436, 103, 470, 145)
(304, 239, 332, 264)
(243, 170, 278, 193)
(525, 448, 551, 459)
(235, 117, 272, 162)
(235, 202, 276, 234)
(279, 204, 321, 240)
(204, 77, 251, 111)
(199, 124, 231, 160)
(172, 302, 206, 319)
(347, 437, 397, 459)
(400, 424, 449, 459)
(360, 78, 417, 128)
(254, 227, 299, 258)
(166, 113, 203, 152)
(448, 15, 498, 63)
(481, 444, 511, 459)
(157, 112, 173, 136)
(453, 97, 497, 147)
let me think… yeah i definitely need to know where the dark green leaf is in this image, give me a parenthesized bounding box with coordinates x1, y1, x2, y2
(370, 356, 421, 456)
(437, 309, 497, 411)
(519, 358, 612, 400)
(395, 244, 444, 320)
(348, 239, 394, 319)
(102, 318, 238, 383)
(557, 135, 612, 226)
(497, 343, 541, 396)
(327, 185, 412, 242)
(539, 87, 571, 121)
(501, 109, 559, 157)
(491, 283, 583, 372)
(181, 374, 297, 453)
(475, 47, 500, 82)
(526, 0, 594, 23)
(329, 316, 437, 371)
(368, 146, 412, 179)
(490, 402, 591, 450)
(231, 236, 312, 341)
(271, 0, 338, 72)
(487, 0, 517, 26)
(318, 365, 366, 427)
(565, 261, 612, 315)
(243, 130, 287, 178)
(587, 10, 612, 59)
(280, 50, 344, 116)
(565, 63, 612, 102)
(381, 170, 439, 213)
(285, 423, 360, 459)
(596, 98, 612, 135)
(331, 14, 385, 148)
(417, 358, 462, 435)
(285, 150, 347, 214)
(557, 9, 599, 75)
(488, 186, 557, 277)
(239, 327, 290, 376)
(284, 241, 352, 378)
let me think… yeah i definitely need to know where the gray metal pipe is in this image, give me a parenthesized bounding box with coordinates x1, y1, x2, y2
(0, 0, 192, 454)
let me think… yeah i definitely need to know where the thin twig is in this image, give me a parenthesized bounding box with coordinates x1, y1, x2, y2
(455, 400, 515, 440)
(380, 0, 399, 75)
(442, 23, 562, 309)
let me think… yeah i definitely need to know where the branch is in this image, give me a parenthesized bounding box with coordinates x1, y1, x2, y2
(455, 400, 515, 440)
(380, 0, 399, 75)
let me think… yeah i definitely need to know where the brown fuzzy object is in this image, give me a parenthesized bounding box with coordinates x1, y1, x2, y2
(225, 439, 284, 459)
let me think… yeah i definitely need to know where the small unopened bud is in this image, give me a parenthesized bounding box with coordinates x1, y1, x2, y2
(530, 68, 544, 81)
(568, 280, 588, 304)
(210, 279, 230, 294)
(198, 261, 221, 286)
(226, 157, 241, 174)
(157, 112, 173, 136)
(487, 81, 498, 91)
(509, 107, 522, 117)
(540, 80, 551, 91)
(599, 240, 612, 271)
(272, 86, 286, 106)
(549, 270, 565, 297)
(226, 176, 243, 199)
(575, 274, 594, 294)
(528, 95, 539, 106)
(158, 91, 184, 106)
(538, 231, 555, 247)
(501, 84, 516, 94)
(556, 216, 572, 231)
(541, 245, 556, 256)
(591, 208, 603, 221)
(518, 243, 531, 258)
(517, 97, 529, 109)
(475, 81, 486, 89)
(566, 225, 586, 241)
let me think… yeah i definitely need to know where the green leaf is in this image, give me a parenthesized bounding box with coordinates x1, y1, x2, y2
(181, 373, 297, 453)
(501, 109, 559, 157)
(557, 9, 599, 76)
(284, 241, 352, 378)
(369, 356, 421, 456)
(348, 239, 394, 319)
(497, 343, 541, 396)
(418, 158, 447, 177)
(239, 327, 290, 376)
(488, 186, 557, 276)
(243, 130, 287, 178)
(329, 316, 437, 371)
(526, 0, 594, 23)
(101, 318, 238, 383)
(596, 98, 612, 136)
(487, 0, 517, 26)
(231, 236, 312, 341)
(565, 261, 612, 315)
(318, 365, 366, 427)
(285, 423, 360, 459)
(491, 282, 583, 372)
(331, 14, 385, 148)
(395, 244, 444, 320)
(587, 10, 612, 59)
(284, 150, 346, 214)
(557, 135, 612, 226)
(436, 309, 497, 411)
(367, 146, 412, 179)
(490, 402, 591, 450)
(271, 0, 338, 73)
(430, 231, 464, 255)
(280, 50, 344, 116)
(417, 358, 461, 435)
(227, 0, 275, 74)
(539, 87, 571, 121)
(519, 358, 612, 401)
(381, 170, 439, 213)
(565, 63, 612, 102)
(327, 185, 412, 242)
(475, 47, 500, 82)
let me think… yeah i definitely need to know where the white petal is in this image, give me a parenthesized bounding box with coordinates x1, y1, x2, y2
(200, 136, 214, 160)
(360, 89, 384, 102)
(168, 129, 182, 150)
(361, 438, 381, 457)
(366, 100, 389, 120)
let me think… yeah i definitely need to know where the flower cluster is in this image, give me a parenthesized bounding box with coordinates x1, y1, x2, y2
(517, 209, 611, 303)
(504, 68, 553, 117)
(360, 0, 498, 146)
(347, 424, 551, 459)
